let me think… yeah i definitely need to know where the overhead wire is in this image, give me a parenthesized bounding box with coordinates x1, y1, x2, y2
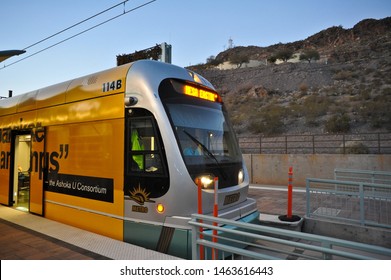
(22, 0, 130, 50)
(1, 0, 156, 69)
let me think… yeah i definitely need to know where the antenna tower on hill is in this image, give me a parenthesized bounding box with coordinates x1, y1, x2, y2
(228, 37, 233, 49)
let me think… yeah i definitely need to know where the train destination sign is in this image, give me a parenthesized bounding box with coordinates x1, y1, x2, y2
(183, 85, 220, 102)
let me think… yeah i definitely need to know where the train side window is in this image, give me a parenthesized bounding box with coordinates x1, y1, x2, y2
(128, 117, 164, 174)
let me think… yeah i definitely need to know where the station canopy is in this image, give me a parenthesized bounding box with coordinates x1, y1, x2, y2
(0, 49, 26, 63)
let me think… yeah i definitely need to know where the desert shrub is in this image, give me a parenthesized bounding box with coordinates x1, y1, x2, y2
(299, 83, 308, 94)
(288, 101, 303, 118)
(382, 87, 391, 96)
(325, 114, 350, 133)
(359, 96, 391, 129)
(344, 143, 370, 154)
(302, 95, 331, 125)
(248, 104, 285, 135)
(334, 70, 353, 80)
(230, 53, 250, 68)
(248, 116, 283, 135)
(359, 89, 371, 100)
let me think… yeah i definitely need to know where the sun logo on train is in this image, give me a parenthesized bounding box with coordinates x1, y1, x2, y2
(129, 185, 155, 205)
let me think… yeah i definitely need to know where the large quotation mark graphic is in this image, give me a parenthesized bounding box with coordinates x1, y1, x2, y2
(59, 144, 69, 159)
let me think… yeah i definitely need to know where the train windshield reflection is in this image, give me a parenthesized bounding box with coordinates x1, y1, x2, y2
(166, 103, 242, 164)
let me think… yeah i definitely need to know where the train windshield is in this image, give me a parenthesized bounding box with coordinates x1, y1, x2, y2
(159, 79, 243, 188)
(167, 103, 241, 161)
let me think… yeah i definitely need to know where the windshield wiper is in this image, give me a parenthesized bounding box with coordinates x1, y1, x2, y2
(183, 130, 227, 179)
(183, 130, 216, 160)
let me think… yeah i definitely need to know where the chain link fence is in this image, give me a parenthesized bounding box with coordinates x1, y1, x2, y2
(238, 133, 391, 154)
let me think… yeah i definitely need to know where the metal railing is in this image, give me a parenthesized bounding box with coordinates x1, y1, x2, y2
(306, 178, 391, 228)
(238, 132, 391, 154)
(334, 168, 391, 185)
(189, 214, 391, 260)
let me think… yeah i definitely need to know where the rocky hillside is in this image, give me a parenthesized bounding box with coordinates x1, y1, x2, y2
(189, 17, 391, 136)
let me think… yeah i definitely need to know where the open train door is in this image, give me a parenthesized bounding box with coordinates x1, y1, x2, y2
(9, 131, 33, 211)
(29, 127, 46, 215)
(0, 140, 12, 206)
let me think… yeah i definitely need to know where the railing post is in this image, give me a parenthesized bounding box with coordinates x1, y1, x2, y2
(285, 135, 288, 154)
(321, 241, 333, 260)
(378, 133, 381, 154)
(212, 177, 219, 260)
(306, 178, 311, 218)
(359, 183, 365, 226)
(191, 217, 199, 260)
(196, 178, 205, 260)
(260, 135, 262, 154)
(287, 167, 293, 219)
(312, 135, 315, 154)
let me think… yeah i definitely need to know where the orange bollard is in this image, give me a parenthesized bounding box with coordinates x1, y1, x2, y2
(287, 167, 293, 219)
(212, 177, 219, 260)
(196, 178, 204, 260)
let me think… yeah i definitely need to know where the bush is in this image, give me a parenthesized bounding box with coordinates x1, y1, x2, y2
(359, 97, 391, 129)
(248, 104, 286, 135)
(344, 142, 370, 154)
(275, 49, 294, 62)
(382, 87, 391, 96)
(299, 83, 308, 94)
(299, 49, 320, 63)
(230, 53, 249, 68)
(325, 114, 350, 133)
(302, 95, 331, 125)
(334, 70, 353, 81)
(249, 116, 283, 135)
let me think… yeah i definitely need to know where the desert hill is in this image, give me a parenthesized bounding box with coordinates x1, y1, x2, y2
(189, 17, 391, 136)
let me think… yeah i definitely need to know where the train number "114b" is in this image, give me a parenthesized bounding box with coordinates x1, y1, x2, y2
(102, 79, 122, 92)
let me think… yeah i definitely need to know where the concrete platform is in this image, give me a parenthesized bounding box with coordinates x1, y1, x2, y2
(0, 205, 181, 260)
(2, 183, 389, 259)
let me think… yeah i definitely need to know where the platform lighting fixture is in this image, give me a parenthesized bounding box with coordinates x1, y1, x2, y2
(0, 49, 26, 63)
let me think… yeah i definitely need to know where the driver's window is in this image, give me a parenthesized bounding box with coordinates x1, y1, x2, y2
(129, 118, 163, 174)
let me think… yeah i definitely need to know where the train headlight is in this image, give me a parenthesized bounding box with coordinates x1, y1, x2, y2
(195, 174, 215, 189)
(125, 96, 138, 107)
(238, 169, 244, 185)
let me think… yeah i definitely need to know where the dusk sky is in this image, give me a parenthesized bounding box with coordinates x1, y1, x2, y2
(1, 0, 390, 96)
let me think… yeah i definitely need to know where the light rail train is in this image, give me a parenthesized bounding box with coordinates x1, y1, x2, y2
(0, 60, 258, 258)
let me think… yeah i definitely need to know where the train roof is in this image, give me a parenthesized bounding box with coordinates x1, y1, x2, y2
(0, 62, 133, 116)
(0, 60, 213, 117)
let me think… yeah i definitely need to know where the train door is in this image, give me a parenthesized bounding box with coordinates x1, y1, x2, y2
(29, 127, 45, 215)
(11, 133, 32, 211)
(123, 108, 170, 250)
(124, 109, 170, 205)
(9, 128, 45, 214)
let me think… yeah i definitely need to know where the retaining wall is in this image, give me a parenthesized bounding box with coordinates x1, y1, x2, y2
(243, 154, 391, 187)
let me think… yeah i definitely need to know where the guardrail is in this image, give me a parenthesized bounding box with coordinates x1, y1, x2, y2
(334, 168, 391, 185)
(189, 214, 391, 260)
(306, 178, 391, 228)
(238, 132, 391, 154)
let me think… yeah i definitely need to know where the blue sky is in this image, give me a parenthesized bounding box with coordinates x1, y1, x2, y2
(1, 0, 390, 96)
